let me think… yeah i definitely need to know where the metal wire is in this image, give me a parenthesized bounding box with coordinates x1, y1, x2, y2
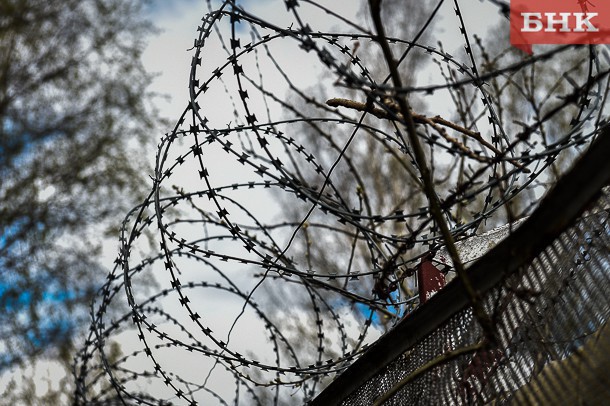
(73, 1, 610, 404)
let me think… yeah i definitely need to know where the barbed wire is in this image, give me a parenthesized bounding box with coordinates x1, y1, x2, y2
(73, 0, 610, 404)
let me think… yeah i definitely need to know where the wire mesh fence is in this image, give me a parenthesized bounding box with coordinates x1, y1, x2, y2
(71, 0, 610, 404)
(314, 133, 610, 404)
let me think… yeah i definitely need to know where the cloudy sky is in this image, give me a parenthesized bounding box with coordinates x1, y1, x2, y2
(142, 0, 348, 122)
(1, 0, 508, 402)
(141, 0, 503, 130)
(125, 2, 506, 403)
(141, 0, 366, 124)
(143, 0, 206, 122)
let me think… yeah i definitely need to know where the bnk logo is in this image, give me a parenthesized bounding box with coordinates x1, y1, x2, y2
(511, 0, 610, 52)
(522, 12, 598, 32)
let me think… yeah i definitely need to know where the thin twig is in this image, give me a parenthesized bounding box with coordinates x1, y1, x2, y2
(326, 97, 476, 137)
(326, 97, 529, 172)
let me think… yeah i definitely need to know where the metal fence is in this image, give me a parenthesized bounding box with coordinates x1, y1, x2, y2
(313, 133, 610, 405)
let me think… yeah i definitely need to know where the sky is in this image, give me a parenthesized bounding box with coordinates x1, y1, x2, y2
(114, 1, 507, 403)
(143, 0, 206, 122)
(1, 0, 368, 401)
(5, 0, 609, 403)
(135, 2, 372, 402)
(140, 0, 504, 124)
(141, 0, 365, 121)
(0, 0, 509, 403)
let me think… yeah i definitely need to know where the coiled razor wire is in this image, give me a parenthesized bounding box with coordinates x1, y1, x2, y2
(73, 0, 610, 404)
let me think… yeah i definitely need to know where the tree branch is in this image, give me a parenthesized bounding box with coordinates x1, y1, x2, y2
(368, 0, 494, 341)
(326, 97, 529, 172)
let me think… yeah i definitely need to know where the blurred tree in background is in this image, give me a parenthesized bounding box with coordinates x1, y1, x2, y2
(0, 0, 158, 378)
